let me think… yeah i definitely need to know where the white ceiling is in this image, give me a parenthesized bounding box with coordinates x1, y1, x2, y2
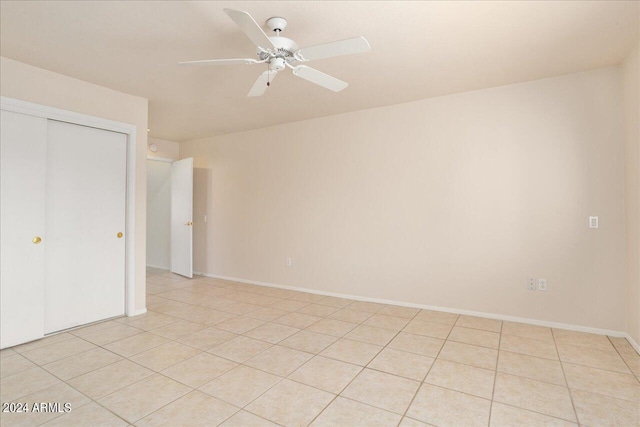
(1, 1, 638, 142)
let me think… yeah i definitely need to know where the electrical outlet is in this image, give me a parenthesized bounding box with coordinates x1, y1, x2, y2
(538, 278, 547, 291)
(589, 216, 598, 228)
(528, 278, 536, 291)
(286, 257, 292, 267)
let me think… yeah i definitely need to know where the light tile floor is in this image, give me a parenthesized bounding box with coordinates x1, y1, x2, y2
(1, 268, 639, 426)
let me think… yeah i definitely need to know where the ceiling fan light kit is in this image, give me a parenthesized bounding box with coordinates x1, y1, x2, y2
(179, 8, 371, 97)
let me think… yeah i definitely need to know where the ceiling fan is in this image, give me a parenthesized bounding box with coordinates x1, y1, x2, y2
(179, 8, 371, 97)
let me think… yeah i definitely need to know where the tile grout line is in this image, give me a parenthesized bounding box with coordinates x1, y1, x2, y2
(428, 338, 497, 363)
(226, 364, 288, 424)
(486, 401, 584, 425)
(5, 331, 127, 394)
(396, 314, 459, 426)
(128, 385, 232, 426)
(5, 272, 634, 426)
(13, 309, 551, 425)
(34, 311, 230, 425)
(20, 333, 132, 427)
(305, 307, 417, 426)
(145, 276, 640, 422)
(496, 327, 640, 374)
(305, 306, 409, 422)
(606, 335, 640, 382)
(88, 340, 212, 425)
(78, 397, 131, 426)
(491, 327, 589, 425)
(551, 328, 581, 426)
(78, 333, 198, 426)
(157, 273, 596, 424)
(180, 310, 344, 424)
(486, 319, 504, 427)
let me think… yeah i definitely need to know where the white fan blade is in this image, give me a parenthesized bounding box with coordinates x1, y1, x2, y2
(292, 66, 348, 92)
(179, 58, 260, 66)
(224, 8, 275, 50)
(248, 70, 278, 97)
(295, 36, 370, 61)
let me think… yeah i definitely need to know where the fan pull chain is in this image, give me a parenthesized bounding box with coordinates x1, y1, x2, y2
(267, 62, 270, 87)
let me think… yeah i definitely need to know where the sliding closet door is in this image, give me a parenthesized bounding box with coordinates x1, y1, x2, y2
(0, 111, 47, 348)
(45, 120, 127, 333)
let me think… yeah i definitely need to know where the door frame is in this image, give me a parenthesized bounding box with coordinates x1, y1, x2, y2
(147, 155, 174, 163)
(0, 96, 140, 317)
(145, 156, 193, 278)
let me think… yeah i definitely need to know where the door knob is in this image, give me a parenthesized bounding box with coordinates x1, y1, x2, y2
(184, 221, 193, 226)
(32, 236, 42, 244)
(117, 232, 123, 238)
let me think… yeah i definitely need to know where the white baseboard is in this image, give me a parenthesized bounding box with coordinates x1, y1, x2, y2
(146, 264, 170, 270)
(194, 271, 638, 345)
(129, 308, 147, 317)
(626, 333, 640, 354)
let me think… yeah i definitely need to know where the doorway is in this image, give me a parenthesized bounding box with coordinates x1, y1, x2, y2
(146, 157, 193, 278)
(147, 160, 172, 270)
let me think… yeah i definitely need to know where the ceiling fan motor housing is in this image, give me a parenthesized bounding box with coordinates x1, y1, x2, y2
(258, 36, 299, 70)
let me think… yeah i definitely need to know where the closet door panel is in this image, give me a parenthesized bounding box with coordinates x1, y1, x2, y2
(0, 110, 47, 349)
(45, 120, 127, 333)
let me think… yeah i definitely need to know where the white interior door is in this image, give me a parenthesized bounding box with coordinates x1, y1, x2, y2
(171, 157, 193, 278)
(0, 111, 47, 348)
(45, 120, 127, 334)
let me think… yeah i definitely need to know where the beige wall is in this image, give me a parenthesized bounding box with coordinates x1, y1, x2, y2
(0, 56, 148, 313)
(148, 137, 179, 160)
(146, 160, 172, 270)
(181, 67, 627, 332)
(622, 41, 640, 344)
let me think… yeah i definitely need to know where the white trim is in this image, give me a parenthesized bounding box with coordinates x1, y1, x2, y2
(626, 334, 640, 353)
(1, 97, 137, 135)
(146, 264, 170, 270)
(1, 96, 139, 317)
(131, 308, 147, 317)
(194, 271, 630, 339)
(147, 155, 175, 163)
